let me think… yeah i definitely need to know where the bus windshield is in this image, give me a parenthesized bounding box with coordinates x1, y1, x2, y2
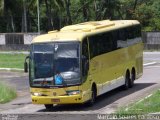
(30, 42, 81, 87)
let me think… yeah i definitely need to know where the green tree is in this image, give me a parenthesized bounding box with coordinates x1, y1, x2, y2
(92, 0, 121, 20)
(64, 0, 72, 24)
(0, 0, 160, 32)
(44, 0, 65, 31)
(0, 0, 23, 32)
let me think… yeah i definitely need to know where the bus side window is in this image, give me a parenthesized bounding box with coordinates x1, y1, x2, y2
(89, 35, 98, 58)
(103, 32, 116, 52)
(127, 27, 134, 40)
(117, 28, 127, 48)
(82, 38, 89, 76)
(134, 25, 141, 38)
(112, 31, 118, 50)
(118, 29, 126, 41)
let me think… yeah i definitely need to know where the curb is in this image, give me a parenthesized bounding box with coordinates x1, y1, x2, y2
(0, 68, 23, 71)
(143, 52, 160, 55)
(143, 62, 157, 67)
(0, 51, 29, 55)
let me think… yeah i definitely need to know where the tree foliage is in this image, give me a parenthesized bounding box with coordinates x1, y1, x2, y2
(0, 0, 159, 33)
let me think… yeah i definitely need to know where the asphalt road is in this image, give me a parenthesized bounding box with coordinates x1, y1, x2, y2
(0, 52, 160, 120)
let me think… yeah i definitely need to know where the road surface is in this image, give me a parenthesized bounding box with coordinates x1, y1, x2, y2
(0, 52, 160, 120)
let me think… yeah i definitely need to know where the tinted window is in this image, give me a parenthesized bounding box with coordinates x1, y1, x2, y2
(89, 32, 116, 59)
(82, 38, 89, 59)
(134, 25, 141, 38)
(88, 24, 141, 58)
(118, 29, 126, 41)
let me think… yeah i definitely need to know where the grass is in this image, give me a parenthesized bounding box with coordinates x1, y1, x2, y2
(0, 82, 17, 104)
(117, 90, 160, 115)
(0, 54, 27, 69)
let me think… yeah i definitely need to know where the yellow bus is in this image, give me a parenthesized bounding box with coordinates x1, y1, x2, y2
(24, 20, 143, 109)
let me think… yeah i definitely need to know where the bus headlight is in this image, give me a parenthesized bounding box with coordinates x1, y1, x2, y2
(31, 92, 42, 96)
(67, 90, 81, 95)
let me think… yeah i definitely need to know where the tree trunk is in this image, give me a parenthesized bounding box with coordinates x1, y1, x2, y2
(94, 0, 97, 20)
(134, 0, 138, 10)
(23, 0, 27, 32)
(37, 0, 40, 33)
(64, 0, 72, 25)
(81, 0, 88, 21)
(11, 15, 15, 32)
(107, 0, 112, 19)
(45, 0, 52, 30)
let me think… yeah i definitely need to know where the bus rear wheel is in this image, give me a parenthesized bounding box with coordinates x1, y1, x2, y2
(129, 69, 136, 88)
(44, 104, 53, 110)
(123, 71, 130, 90)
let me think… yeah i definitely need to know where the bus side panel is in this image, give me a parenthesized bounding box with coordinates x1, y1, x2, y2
(89, 48, 127, 96)
(88, 42, 143, 96)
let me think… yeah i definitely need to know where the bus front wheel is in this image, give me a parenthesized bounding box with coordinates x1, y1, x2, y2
(88, 85, 97, 106)
(44, 104, 53, 110)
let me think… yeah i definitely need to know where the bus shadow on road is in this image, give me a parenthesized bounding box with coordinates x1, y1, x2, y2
(37, 83, 156, 112)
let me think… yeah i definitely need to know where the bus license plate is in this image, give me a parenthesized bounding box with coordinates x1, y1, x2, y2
(51, 99, 60, 102)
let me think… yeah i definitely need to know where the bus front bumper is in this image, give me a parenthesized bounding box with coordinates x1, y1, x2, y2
(31, 94, 84, 104)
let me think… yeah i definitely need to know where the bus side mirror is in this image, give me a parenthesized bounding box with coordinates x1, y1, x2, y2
(24, 62, 28, 73)
(24, 56, 30, 73)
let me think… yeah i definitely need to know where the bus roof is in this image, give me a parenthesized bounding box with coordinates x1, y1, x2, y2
(32, 20, 140, 43)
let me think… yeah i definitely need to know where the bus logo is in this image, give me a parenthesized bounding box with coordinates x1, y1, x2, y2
(53, 92, 57, 96)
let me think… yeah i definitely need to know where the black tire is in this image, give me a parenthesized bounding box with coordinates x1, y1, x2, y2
(129, 70, 135, 88)
(123, 72, 130, 90)
(87, 86, 96, 106)
(44, 104, 53, 110)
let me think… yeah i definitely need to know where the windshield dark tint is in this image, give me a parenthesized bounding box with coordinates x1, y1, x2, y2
(31, 44, 54, 79)
(30, 42, 81, 87)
